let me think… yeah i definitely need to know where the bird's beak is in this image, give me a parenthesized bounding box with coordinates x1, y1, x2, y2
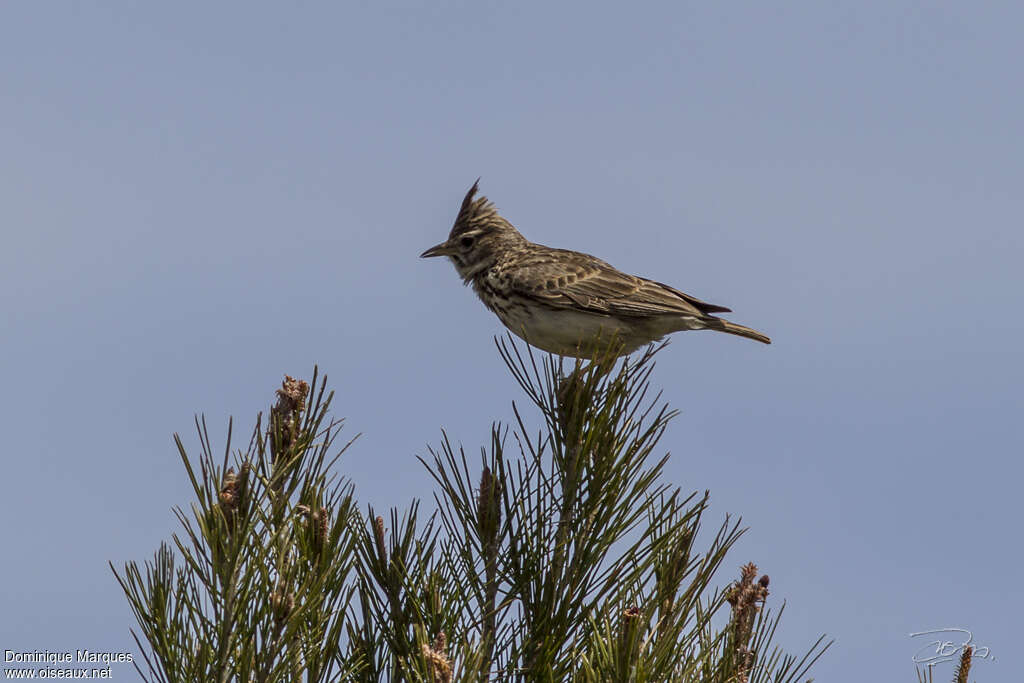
(420, 240, 455, 258)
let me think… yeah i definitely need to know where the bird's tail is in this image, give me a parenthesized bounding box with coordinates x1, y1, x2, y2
(703, 317, 772, 344)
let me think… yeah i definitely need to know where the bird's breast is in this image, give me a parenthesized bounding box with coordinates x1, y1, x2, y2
(472, 275, 656, 357)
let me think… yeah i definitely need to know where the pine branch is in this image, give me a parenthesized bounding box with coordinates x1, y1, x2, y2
(115, 343, 832, 682)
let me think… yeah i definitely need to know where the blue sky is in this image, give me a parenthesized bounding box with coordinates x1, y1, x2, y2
(1, 2, 1020, 680)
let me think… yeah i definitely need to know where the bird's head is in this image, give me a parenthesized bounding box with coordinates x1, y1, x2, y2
(420, 180, 526, 282)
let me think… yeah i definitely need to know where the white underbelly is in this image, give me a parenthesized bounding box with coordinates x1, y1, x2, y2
(496, 305, 694, 358)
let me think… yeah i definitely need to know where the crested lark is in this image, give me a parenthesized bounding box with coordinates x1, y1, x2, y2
(421, 181, 770, 358)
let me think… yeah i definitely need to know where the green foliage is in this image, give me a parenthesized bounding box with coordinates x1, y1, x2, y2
(114, 373, 360, 682)
(114, 339, 830, 681)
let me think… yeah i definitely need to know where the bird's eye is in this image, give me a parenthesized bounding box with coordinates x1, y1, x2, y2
(460, 236, 475, 249)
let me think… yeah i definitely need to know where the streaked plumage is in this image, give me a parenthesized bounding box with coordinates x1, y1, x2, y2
(421, 181, 770, 358)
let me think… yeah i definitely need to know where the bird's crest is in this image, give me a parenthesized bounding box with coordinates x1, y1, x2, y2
(451, 179, 501, 237)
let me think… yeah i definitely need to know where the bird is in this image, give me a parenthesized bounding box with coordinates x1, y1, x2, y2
(420, 181, 770, 359)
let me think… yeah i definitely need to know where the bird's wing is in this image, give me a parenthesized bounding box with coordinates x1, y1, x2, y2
(508, 249, 730, 318)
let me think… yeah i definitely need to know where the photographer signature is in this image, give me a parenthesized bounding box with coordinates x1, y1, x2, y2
(909, 628, 994, 666)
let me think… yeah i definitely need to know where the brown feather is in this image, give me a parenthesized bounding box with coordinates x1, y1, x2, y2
(505, 248, 731, 320)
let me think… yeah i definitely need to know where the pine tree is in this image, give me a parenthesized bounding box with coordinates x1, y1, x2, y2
(114, 339, 831, 682)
